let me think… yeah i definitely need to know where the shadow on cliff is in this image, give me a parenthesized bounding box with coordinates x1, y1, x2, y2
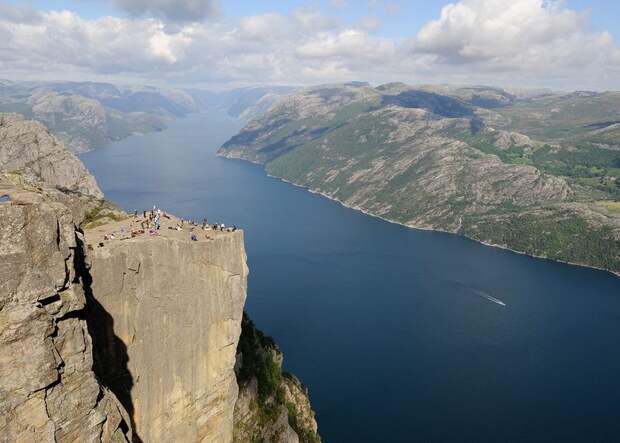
(74, 233, 143, 443)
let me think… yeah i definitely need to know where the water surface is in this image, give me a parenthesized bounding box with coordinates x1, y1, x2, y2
(82, 112, 620, 442)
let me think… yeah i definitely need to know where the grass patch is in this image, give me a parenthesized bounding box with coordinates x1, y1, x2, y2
(596, 200, 620, 214)
(82, 205, 126, 229)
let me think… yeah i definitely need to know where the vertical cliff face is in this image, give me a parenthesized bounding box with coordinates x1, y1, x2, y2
(1, 112, 320, 443)
(0, 113, 131, 442)
(84, 221, 248, 442)
(0, 178, 131, 442)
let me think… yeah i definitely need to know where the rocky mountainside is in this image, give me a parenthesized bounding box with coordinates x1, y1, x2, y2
(188, 86, 297, 122)
(0, 115, 129, 441)
(0, 80, 295, 153)
(219, 83, 620, 275)
(0, 113, 319, 442)
(0, 176, 133, 442)
(0, 113, 103, 198)
(234, 314, 320, 443)
(0, 81, 195, 153)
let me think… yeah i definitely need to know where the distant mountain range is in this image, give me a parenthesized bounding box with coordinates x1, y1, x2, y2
(219, 82, 620, 275)
(0, 80, 294, 153)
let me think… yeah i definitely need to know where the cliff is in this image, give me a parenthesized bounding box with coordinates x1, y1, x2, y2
(0, 176, 131, 442)
(1, 113, 320, 442)
(83, 216, 248, 442)
(83, 214, 320, 443)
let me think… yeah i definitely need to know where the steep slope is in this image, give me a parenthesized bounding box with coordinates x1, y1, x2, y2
(84, 217, 248, 442)
(0, 82, 195, 152)
(0, 113, 320, 442)
(83, 215, 320, 443)
(0, 81, 296, 153)
(234, 314, 320, 443)
(219, 83, 620, 275)
(0, 113, 103, 198)
(0, 118, 131, 441)
(188, 86, 296, 122)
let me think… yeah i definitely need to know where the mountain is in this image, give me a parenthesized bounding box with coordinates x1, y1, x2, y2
(0, 113, 320, 442)
(0, 81, 295, 153)
(219, 83, 620, 276)
(188, 86, 297, 122)
(0, 81, 196, 153)
(0, 113, 103, 198)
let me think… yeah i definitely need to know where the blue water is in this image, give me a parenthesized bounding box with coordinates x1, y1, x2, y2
(81, 113, 620, 442)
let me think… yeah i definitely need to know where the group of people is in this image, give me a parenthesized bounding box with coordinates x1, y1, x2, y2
(135, 206, 167, 231)
(97, 206, 239, 247)
(178, 217, 238, 242)
(140, 206, 239, 240)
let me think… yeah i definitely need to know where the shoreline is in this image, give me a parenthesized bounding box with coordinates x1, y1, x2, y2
(219, 151, 620, 279)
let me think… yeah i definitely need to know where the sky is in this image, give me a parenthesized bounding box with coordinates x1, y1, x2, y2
(1, 0, 619, 90)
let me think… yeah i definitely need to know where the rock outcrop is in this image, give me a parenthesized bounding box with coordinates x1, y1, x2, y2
(0, 176, 131, 442)
(0, 113, 129, 442)
(0, 113, 103, 198)
(83, 218, 248, 443)
(1, 112, 320, 443)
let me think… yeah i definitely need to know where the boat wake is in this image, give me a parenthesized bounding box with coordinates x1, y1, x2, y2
(472, 289, 506, 307)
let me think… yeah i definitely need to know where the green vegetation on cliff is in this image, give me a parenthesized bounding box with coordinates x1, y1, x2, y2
(234, 313, 321, 443)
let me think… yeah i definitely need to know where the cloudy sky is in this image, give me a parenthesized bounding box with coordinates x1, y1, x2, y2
(1, 0, 619, 90)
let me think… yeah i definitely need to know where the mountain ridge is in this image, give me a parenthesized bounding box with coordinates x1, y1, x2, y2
(0, 81, 296, 153)
(219, 82, 620, 276)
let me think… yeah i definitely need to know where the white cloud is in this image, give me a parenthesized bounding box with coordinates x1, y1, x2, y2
(0, 3, 42, 24)
(0, 0, 618, 90)
(353, 16, 381, 33)
(292, 8, 338, 32)
(296, 30, 394, 60)
(410, 0, 615, 68)
(238, 14, 288, 41)
(113, 0, 219, 23)
(404, 0, 620, 88)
